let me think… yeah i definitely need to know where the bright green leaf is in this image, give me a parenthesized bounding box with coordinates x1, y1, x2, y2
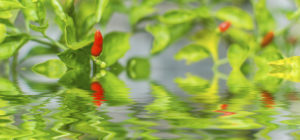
(227, 44, 249, 69)
(20, 0, 38, 21)
(95, 0, 109, 23)
(269, 56, 300, 82)
(29, 22, 48, 33)
(59, 70, 90, 89)
(0, 0, 24, 11)
(175, 44, 210, 65)
(254, 47, 283, 70)
(99, 32, 131, 67)
(32, 59, 67, 79)
(159, 10, 196, 25)
(0, 24, 6, 43)
(129, 6, 155, 26)
(64, 16, 77, 48)
(216, 7, 254, 30)
(146, 24, 170, 55)
(0, 78, 20, 95)
(168, 22, 193, 43)
(21, 46, 58, 62)
(0, 34, 29, 60)
(0, 11, 12, 19)
(190, 30, 220, 61)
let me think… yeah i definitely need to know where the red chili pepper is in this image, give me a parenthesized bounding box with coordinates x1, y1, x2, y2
(261, 31, 274, 47)
(219, 21, 231, 32)
(90, 82, 103, 92)
(91, 30, 103, 57)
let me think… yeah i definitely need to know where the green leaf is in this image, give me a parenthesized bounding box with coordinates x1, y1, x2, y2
(175, 44, 210, 65)
(29, 22, 48, 33)
(252, 0, 275, 34)
(126, 57, 151, 80)
(216, 7, 254, 30)
(269, 56, 300, 82)
(159, 10, 196, 25)
(95, 0, 109, 23)
(0, 34, 29, 60)
(99, 32, 131, 67)
(64, 16, 77, 48)
(226, 28, 252, 45)
(227, 69, 251, 94)
(142, 0, 163, 6)
(50, 0, 67, 22)
(190, 30, 220, 61)
(0, 0, 24, 11)
(194, 6, 211, 19)
(0, 24, 6, 43)
(0, 11, 12, 19)
(146, 24, 170, 55)
(168, 22, 193, 43)
(58, 48, 90, 71)
(129, 5, 155, 26)
(98, 72, 132, 106)
(32, 59, 67, 79)
(227, 44, 249, 69)
(20, 0, 38, 21)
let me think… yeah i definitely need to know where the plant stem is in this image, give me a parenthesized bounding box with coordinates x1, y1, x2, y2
(43, 34, 68, 50)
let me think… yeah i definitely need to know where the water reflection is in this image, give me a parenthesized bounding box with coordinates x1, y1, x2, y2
(0, 60, 300, 139)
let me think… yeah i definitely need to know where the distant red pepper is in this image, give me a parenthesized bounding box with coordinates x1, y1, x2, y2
(261, 31, 274, 47)
(261, 91, 275, 108)
(219, 21, 231, 32)
(91, 30, 103, 56)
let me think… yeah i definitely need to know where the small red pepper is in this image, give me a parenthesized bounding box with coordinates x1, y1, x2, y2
(261, 91, 275, 108)
(91, 30, 103, 56)
(219, 21, 231, 32)
(261, 31, 274, 47)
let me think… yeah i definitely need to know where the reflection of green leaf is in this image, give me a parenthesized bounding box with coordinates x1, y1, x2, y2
(227, 69, 251, 94)
(146, 24, 170, 55)
(269, 56, 300, 82)
(159, 10, 196, 25)
(59, 70, 90, 89)
(0, 0, 24, 11)
(99, 32, 131, 67)
(126, 57, 150, 80)
(216, 7, 253, 30)
(175, 73, 210, 93)
(99, 72, 132, 106)
(227, 44, 249, 69)
(254, 69, 282, 93)
(0, 34, 29, 60)
(191, 30, 219, 61)
(0, 24, 6, 43)
(58, 48, 90, 70)
(252, 0, 275, 34)
(0, 78, 20, 95)
(21, 46, 58, 62)
(175, 44, 210, 65)
(32, 59, 67, 79)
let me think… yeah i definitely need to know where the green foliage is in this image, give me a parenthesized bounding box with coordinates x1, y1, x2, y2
(146, 24, 170, 55)
(32, 59, 67, 79)
(99, 32, 131, 67)
(252, 0, 275, 35)
(0, 0, 24, 11)
(216, 7, 254, 30)
(227, 44, 249, 69)
(159, 10, 196, 25)
(0, 24, 5, 43)
(0, 34, 29, 60)
(175, 44, 210, 65)
(269, 56, 300, 82)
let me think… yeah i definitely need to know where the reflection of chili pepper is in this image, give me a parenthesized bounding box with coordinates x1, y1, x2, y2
(90, 82, 106, 107)
(219, 21, 231, 32)
(261, 91, 275, 108)
(91, 30, 103, 57)
(214, 104, 236, 117)
(261, 31, 274, 47)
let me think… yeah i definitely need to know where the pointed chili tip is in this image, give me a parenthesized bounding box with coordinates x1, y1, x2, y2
(94, 30, 103, 46)
(261, 31, 274, 47)
(219, 21, 231, 32)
